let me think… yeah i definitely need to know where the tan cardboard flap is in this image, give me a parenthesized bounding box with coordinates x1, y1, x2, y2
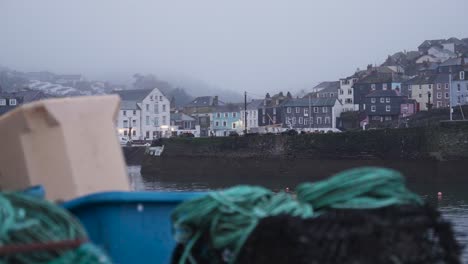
(0, 95, 130, 200)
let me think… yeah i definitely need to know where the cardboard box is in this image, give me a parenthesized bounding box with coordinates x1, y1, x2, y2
(0, 95, 130, 201)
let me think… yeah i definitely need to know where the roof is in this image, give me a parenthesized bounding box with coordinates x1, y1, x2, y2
(418, 39, 445, 49)
(113, 89, 153, 101)
(213, 103, 243, 113)
(440, 57, 467, 67)
(312, 81, 340, 92)
(171, 112, 195, 121)
(282, 97, 337, 107)
(434, 73, 450, 83)
(429, 46, 457, 57)
(355, 72, 394, 84)
(56, 74, 82, 80)
(365, 90, 401, 97)
(452, 70, 468, 81)
(184, 96, 224, 107)
(246, 99, 263, 110)
(406, 75, 437, 85)
(112, 89, 153, 110)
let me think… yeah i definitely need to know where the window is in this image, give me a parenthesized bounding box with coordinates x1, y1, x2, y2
(309, 117, 314, 124)
(345, 98, 353, 104)
(348, 89, 352, 95)
(304, 118, 308, 125)
(325, 117, 330, 124)
(162, 116, 167, 125)
(146, 116, 150, 125)
(9, 99, 16, 106)
(437, 101, 442, 108)
(133, 130, 136, 136)
(386, 105, 391, 112)
(371, 105, 376, 112)
(437, 84, 441, 90)
(298, 117, 303, 124)
(132, 120, 136, 126)
(232, 123, 236, 129)
(419, 94, 422, 98)
(457, 84, 461, 92)
(296, 107, 300, 113)
(262, 116, 266, 123)
(287, 107, 291, 113)
(445, 83, 449, 89)
(437, 92, 442, 99)
(154, 104, 158, 114)
(155, 118, 159, 126)
(383, 83, 387, 90)
(223, 121, 227, 127)
(371, 84, 376, 90)
(272, 116, 276, 123)
(215, 121, 219, 127)
(461, 71, 465, 80)
(159, 96, 163, 101)
(386, 97, 390, 103)
(372, 116, 381, 121)
(273, 108, 277, 115)
(317, 117, 322, 124)
(428, 84, 432, 89)
(133, 110, 137, 115)
(0, 99, 6, 106)
(162, 105, 166, 112)
(313, 107, 319, 113)
(286, 117, 291, 125)
(216, 113, 221, 118)
(339, 89, 344, 95)
(124, 130, 127, 136)
(371, 98, 376, 103)
(304, 108, 309, 116)
(123, 110, 127, 116)
(380, 98, 385, 103)
(445, 92, 449, 99)
(146, 131, 150, 139)
(233, 112, 237, 118)
(123, 120, 128, 128)
(322, 107, 327, 113)
(150, 95, 153, 100)
(146, 104, 149, 111)
(292, 117, 296, 124)
(385, 116, 392, 121)
(330, 93, 334, 97)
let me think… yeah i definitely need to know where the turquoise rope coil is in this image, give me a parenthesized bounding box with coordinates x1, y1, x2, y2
(171, 167, 423, 264)
(0, 191, 112, 264)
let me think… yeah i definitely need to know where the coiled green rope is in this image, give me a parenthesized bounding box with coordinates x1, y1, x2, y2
(171, 167, 423, 264)
(0, 192, 112, 264)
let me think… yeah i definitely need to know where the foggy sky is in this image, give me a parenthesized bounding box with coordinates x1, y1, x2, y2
(1, 0, 468, 95)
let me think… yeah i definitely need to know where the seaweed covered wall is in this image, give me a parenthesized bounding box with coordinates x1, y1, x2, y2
(140, 124, 468, 178)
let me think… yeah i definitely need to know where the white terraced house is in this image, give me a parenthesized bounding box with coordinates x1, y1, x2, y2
(113, 88, 171, 140)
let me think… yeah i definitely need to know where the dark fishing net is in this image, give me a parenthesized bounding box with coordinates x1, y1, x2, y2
(172, 204, 462, 264)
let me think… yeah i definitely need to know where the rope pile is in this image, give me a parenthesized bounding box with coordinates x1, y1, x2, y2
(171, 167, 427, 264)
(0, 192, 112, 264)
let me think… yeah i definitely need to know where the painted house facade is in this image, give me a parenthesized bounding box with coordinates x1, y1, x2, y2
(184, 96, 223, 137)
(407, 75, 437, 111)
(338, 77, 358, 112)
(240, 99, 263, 133)
(258, 92, 291, 132)
(0, 90, 50, 116)
(114, 88, 171, 140)
(170, 112, 200, 137)
(353, 72, 406, 111)
(210, 104, 243, 136)
(281, 98, 342, 131)
(451, 70, 468, 106)
(364, 90, 405, 124)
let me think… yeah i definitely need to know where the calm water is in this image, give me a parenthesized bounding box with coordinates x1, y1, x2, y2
(127, 165, 468, 261)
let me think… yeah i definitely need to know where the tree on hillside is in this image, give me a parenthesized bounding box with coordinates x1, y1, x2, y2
(132, 74, 193, 108)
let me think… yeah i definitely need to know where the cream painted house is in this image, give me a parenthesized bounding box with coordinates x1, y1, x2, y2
(114, 88, 171, 140)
